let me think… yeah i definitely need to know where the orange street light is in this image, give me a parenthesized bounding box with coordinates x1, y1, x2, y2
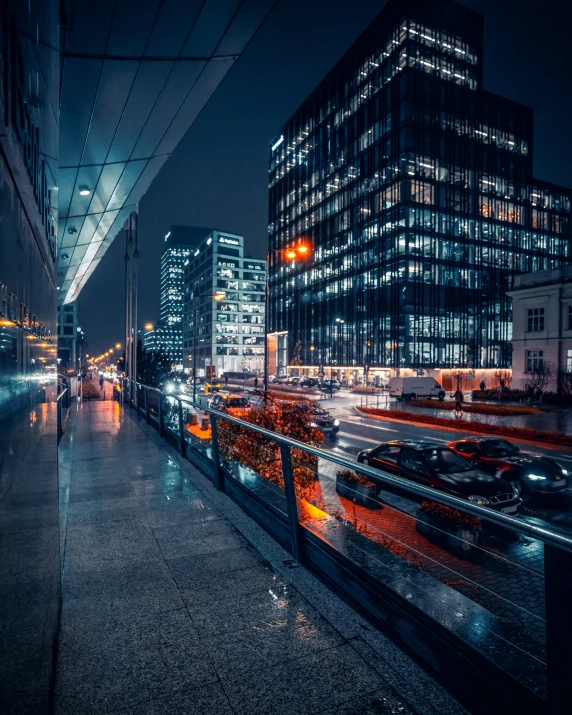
(144, 323, 153, 331)
(213, 292, 226, 301)
(115, 343, 121, 349)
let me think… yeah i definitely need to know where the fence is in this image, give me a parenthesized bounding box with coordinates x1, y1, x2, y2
(119, 379, 572, 715)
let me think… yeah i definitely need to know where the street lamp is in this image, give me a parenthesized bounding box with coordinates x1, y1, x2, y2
(264, 243, 310, 398)
(192, 291, 225, 403)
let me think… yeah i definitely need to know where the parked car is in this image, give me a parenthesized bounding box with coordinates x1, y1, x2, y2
(209, 393, 251, 414)
(287, 376, 302, 385)
(389, 377, 445, 401)
(273, 375, 289, 384)
(300, 377, 320, 388)
(320, 379, 341, 392)
(356, 440, 521, 513)
(447, 438, 569, 497)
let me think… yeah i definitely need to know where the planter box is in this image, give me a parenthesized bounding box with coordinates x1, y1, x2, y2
(416, 511, 479, 556)
(336, 475, 378, 507)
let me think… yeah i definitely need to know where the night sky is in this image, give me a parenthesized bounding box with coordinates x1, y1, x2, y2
(78, 0, 571, 356)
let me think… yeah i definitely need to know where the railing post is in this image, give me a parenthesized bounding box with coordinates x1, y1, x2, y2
(144, 387, 149, 423)
(544, 544, 572, 714)
(57, 397, 61, 443)
(279, 442, 301, 562)
(136, 384, 140, 417)
(209, 414, 225, 491)
(157, 390, 163, 436)
(177, 399, 185, 456)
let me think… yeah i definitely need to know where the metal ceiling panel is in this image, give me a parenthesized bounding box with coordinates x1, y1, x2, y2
(129, 61, 206, 161)
(106, 0, 163, 57)
(66, 164, 104, 218)
(82, 61, 140, 166)
(155, 59, 235, 156)
(58, 0, 277, 304)
(144, 0, 203, 57)
(106, 160, 147, 212)
(87, 163, 128, 215)
(59, 58, 103, 167)
(216, 0, 274, 56)
(181, 0, 242, 57)
(62, 0, 115, 55)
(106, 61, 175, 163)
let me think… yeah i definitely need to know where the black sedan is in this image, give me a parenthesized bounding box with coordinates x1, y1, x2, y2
(447, 437, 569, 497)
(357, 440, 521, 514)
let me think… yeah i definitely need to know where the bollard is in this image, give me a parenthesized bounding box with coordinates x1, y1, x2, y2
(190, 413, 199, 426)
(200, 416, 209, 431)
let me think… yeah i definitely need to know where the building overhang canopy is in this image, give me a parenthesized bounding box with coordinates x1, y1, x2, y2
(58, 0, 274, 304)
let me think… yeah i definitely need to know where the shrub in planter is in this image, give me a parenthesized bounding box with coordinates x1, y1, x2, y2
(335, 469, 378, 508)
(416, 500, 481, 555)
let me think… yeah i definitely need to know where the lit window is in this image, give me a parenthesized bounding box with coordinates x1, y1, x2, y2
(526, 350, 544, 372)
(567, 349, 572, 373)
(527, 308, 544, 332)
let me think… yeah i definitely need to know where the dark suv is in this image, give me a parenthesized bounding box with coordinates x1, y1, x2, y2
(357, 440, 521, 513)
(448, 438, 569, 497)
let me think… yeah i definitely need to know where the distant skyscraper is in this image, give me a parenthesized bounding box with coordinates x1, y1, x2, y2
(267, 0, 571, 388)
(156, 226, 213, 364)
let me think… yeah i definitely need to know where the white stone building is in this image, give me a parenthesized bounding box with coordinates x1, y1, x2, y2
(507, 266, 572, 391)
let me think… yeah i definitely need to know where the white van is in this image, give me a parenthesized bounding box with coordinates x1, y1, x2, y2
(390, 377, 446, 401)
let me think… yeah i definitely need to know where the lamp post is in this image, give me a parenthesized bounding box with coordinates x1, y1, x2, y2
(192, 291, 225, 404)
(264, 243, 310, 399)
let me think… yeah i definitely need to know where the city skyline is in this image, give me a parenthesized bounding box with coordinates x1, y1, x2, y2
(76, 0, 571, 355)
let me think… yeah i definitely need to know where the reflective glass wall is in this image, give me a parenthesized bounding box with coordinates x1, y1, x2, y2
(0, 1, 60, 712)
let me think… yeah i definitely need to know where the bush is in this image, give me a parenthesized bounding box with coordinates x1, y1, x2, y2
(419, 500, 481, 531)
(217, 396, 323, 495)
(336, 468, 375, 487)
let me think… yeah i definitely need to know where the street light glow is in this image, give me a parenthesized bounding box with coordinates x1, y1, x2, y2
(286, 250, 297, 259)
(296, 245, 309, 254)
(144, 323, 154, 330)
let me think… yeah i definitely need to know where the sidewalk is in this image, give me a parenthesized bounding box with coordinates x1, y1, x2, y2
(55, 400, 466, 715)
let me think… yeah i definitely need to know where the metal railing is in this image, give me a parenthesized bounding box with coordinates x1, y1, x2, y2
(119, 378, 572, 715)
(56, 386, 69, 443)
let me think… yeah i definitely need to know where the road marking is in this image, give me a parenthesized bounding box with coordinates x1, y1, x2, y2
(338, 432, 380, 445)
(340, 417, 398, 432)
(420, 436, 448, 443)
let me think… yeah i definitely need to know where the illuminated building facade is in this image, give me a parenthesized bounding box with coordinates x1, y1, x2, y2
(156, 226, 212, 365)
(268, 0, 571, 386)
(183, 231, 266, 376)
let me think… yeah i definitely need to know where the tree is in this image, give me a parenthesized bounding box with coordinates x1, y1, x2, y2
(526, 360, 554, 392)
(217, 396, 324, 497)
(451, 370, 464, 390)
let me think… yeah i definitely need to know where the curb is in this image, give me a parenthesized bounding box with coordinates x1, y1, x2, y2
(352, 406, 572, 453)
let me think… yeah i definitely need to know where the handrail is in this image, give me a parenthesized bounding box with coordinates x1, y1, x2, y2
(127, 380, 572, 554)
(57, 387, 68, 401)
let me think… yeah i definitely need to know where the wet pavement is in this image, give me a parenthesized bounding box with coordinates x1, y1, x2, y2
(55, 399, 467, 715)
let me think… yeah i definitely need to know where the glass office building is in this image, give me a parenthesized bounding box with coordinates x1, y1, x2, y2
(155, 226, 213, 365)
(268, 0, 571, 386)
(183, 231, 266, 376)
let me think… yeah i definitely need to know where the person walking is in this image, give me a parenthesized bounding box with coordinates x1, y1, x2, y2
(479, 379, 486, 392)
(454, 387, 463, 417)
(99, 375, 104, 391)
(254, 377, 259, 389)
(224, 374, 228, 386)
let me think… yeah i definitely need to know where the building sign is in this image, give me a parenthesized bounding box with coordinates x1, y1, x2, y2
(0, 283, 53, 343)
(219, 237, 240, 246)
(245, 263, 264, 271)
(217, 261, 236, 268)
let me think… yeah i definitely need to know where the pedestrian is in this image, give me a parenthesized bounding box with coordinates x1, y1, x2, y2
(99, 376, 104, 390)
(454, 387, 463, 415)
(535, 385, 543, 403)
(479, 379, 486, 392)
(254, 377, 259, 389)
(224, 374, 228, 386)
(500, 377, 505, 390)
(526, 384, 534, 405)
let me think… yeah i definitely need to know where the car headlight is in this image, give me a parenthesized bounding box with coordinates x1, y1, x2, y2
(334, 419, 339, 426)
(166, 383, 173, 393)
(527, 474, 547, 481)
(468, 495, 490, 505)
(562, 469, 568, 476)
(309, 422, 318, 428)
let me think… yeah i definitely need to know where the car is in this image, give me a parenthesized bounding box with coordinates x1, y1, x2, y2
(296, 401, 339, 437)
(300, 377, 320, 388)
(208, 392, 251, 414)
(447, 438, 569, 497)
(320, 379, 341, 392)
(273, 375, 289, 384)
(356, 440, 521, 514)
(287, 376, 302, 385)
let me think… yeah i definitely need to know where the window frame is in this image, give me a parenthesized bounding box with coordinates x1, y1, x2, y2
(527, 307, 545, 333)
